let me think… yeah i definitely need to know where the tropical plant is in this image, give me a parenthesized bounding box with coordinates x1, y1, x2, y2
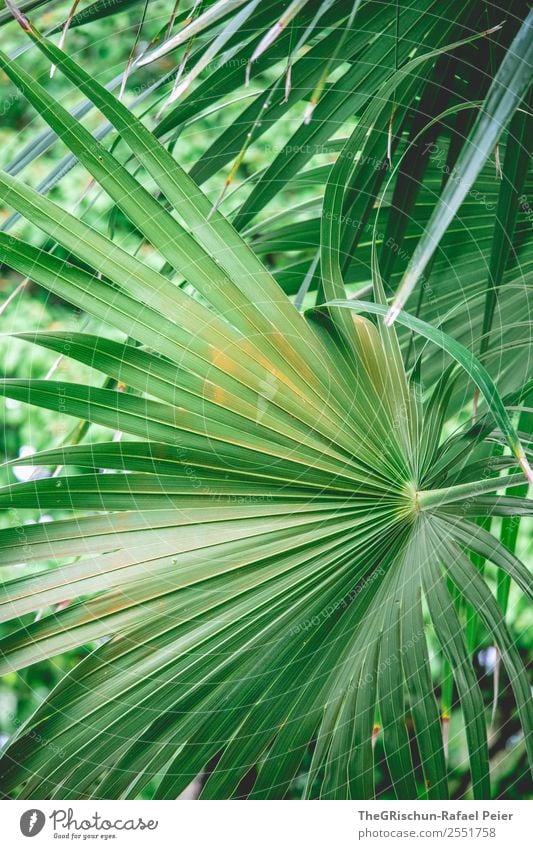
(0, 0, 531, 799)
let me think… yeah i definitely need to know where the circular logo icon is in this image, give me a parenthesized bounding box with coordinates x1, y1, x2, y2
(20, 810, 46, 837)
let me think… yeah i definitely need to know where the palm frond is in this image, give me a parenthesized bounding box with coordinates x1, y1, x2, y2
(0, 0, 531, 800)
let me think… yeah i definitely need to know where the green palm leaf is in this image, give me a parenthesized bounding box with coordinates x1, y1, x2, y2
(0, 0, 531, 800)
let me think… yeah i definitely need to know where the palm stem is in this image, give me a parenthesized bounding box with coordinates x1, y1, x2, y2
(417, 473, 527, 510)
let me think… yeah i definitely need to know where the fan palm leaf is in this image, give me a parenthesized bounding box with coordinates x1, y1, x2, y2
(0, 0, 531, 800)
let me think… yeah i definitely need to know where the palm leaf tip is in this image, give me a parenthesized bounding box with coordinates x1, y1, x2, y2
(4, 0, 31, 30)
